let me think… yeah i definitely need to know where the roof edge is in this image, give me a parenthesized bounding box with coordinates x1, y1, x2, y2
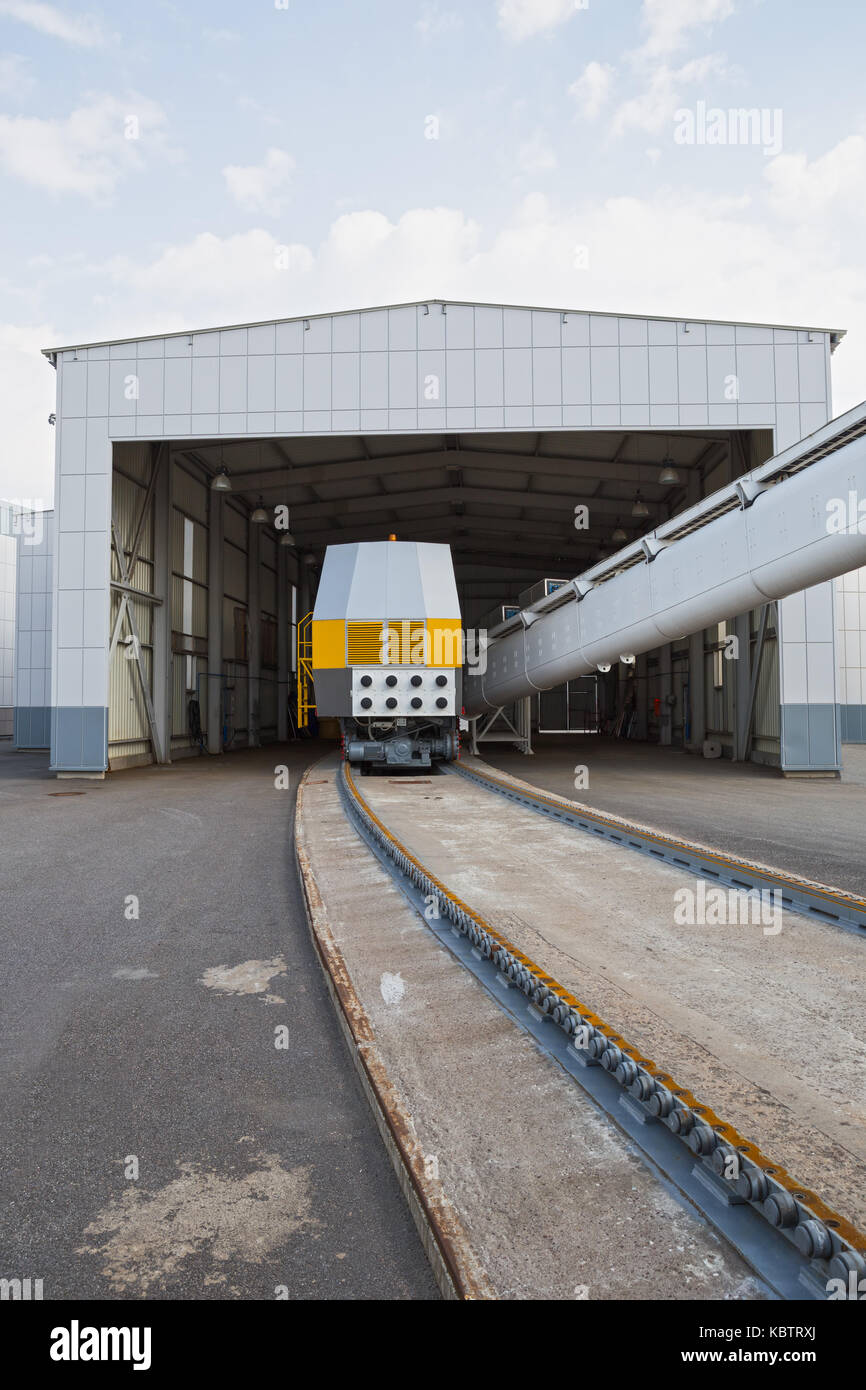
(41, 298, 847, 357)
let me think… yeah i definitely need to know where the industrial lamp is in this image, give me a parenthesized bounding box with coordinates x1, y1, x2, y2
(631, 491, 649, 519)
(658, 456, 680, 485)
(211, 467, 232, 492)
(611, 520, 627, 543)
(251, 496, 268, 523)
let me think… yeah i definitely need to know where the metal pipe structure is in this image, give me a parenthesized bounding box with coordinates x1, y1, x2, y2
(465, 401, 866, 715)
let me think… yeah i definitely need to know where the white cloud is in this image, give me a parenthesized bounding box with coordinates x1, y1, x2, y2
(74, 183, 866, 371)
(497, 0, 580, 43)
(415, 4, 463, 40)
(0, 1, 105, 48)
(0, 320, 57, 504)
(638, 0, 735, 58)
(0, 52, 34, 96)
(515, 132, 557, 174)
(222, 148, 294, 215)
(0, 93, 169, 199)
(611, 53, 730, 138)
(765, 135, 866, 220)
(203, 28, 241, 44)
(600, 1, 736, 143)
(569, 61, 614, 120)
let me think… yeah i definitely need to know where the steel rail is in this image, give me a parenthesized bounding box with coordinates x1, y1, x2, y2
(452, 760, 866, 935)
(339, 761, 866, 1302)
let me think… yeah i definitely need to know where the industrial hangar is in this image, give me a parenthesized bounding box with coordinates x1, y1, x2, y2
(16, 296, 866, 1305)
(35, 297, 853, 778)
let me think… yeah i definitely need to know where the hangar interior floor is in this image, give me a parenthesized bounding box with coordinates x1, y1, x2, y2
(479, 737, 866, 897)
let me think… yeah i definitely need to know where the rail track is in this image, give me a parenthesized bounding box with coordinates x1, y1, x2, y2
(337, 757, 866, 1303)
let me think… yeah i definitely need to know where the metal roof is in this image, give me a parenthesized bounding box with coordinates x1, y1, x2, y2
(41, 298, 847, 360)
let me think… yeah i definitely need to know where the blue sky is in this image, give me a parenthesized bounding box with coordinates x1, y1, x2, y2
(2, 0, 865, 502)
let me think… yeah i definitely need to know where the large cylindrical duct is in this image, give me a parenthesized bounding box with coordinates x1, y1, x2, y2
(465, 411, 866, 715)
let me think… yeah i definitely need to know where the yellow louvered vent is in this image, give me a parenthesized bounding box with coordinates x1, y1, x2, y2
(346, 620, 429, 665)
(347, 621, 387, 665)
(385, 621, 427, 665)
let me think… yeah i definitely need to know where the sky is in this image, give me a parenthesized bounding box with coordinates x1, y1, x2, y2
(1, 0, 865, 505)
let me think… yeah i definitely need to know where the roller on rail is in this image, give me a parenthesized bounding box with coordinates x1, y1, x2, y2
(313, 400, 866, 771)
(311, 537, 462, 772)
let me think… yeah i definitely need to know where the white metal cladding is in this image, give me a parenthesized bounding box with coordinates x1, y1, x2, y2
(13, 510, 54, 743)
(314, 540, 460, 622)
(47, 301, 836, 445)
(0, 533, 15, 732)
(466, 406, 866, 714)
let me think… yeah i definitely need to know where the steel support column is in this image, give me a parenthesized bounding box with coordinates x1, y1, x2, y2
(277, 542, 289, 742)
(152, 443, 172, 763)
(247, 520, 261, 748)
(658, 642, 672, 746)
(633, 652, 649, 741)
(207, 489, 224, 755)
(732, 613, 751, 761)
(688, 631, 706, 751)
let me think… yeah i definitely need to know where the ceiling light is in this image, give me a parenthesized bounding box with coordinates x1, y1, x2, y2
(631, 491, 649, 519)
(211, 467, 232, 492)
(279, 531, 296, 547)
(658, 456, 680, 485)
(251, 496, 268, 524)
(611, 522, 627, 543)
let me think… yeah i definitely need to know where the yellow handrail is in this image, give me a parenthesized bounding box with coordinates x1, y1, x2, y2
(297, 612, 315, 729)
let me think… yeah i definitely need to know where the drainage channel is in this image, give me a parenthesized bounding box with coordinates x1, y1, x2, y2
(452, 760, 866, 936)
(339, 761, 866, 1304)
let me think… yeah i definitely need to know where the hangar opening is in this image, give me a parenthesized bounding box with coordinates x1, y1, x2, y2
(108, 423, 776, 772)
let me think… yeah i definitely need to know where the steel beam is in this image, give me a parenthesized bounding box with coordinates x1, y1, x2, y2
(277, 541, 289, 742)
(247, 520, 261, 748)
(207, 489, 224, 755)
(111, 513, 164, 765)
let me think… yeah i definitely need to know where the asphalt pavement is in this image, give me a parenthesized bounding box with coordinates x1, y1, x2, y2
(0, 740, 438, 1300)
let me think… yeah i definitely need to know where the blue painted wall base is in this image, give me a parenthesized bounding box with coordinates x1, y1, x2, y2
(50, 706, 109, 772)
(14, 706, 51, 749)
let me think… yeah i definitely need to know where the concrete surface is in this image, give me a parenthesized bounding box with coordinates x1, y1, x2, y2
(0, 742, 438, 1300)
(360, 768, 866, 1233)
(480, 737, 866, 895)
(299, 760, 766, 1300)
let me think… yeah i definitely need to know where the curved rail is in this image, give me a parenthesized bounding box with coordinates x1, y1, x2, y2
(452, 758, 866, 934)
(340, 760, 866, 1301)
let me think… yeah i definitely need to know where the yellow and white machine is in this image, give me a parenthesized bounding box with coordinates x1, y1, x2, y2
(311, 539, 462, 771)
